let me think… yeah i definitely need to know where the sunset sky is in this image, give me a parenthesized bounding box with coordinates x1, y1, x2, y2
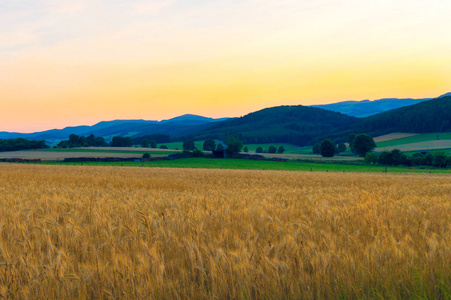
(1, 0, 450, 132)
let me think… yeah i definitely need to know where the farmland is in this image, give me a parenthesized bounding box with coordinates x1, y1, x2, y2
(376, 132, 451, 148)
(0, 164, 450, 299)
(43, 157, 451, 174)
(0, 147, 178, 161)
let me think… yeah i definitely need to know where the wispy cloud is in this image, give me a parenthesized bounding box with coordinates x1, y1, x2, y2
(0, 0, 450, 132)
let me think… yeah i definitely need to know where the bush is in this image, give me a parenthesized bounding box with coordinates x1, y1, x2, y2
(192, 149, 204, 157)
(256, 146, 263, 153)
(243, 147, 249, 153)
(320, 140, 335, 157)
(278, 146, 285, 154)
(159, 145, 168, 149)
(142, 153, 151, 159)
(364, 153, 379, 164)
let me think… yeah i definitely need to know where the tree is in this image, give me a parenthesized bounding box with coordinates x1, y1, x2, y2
(159, 145, 168, 149)
(432, 152, 448, 168)
(0, 138, 46, 152)
(111, 136, 122, 147)
(256, 146, 263, 153)
(111, 136, 133, 147)
(95, 137, 107, 147)
(352, 134, 376, 157)
(141, 138, 149, 148)
(390, 149, 407, 166)
(79, 136, 89, 147)
(124, 137, 134, 147)
(378, 149, 408, 166)
(87, 134, 96, 147)
(150, 140, 157, 148)
(68, 134, 80, 148)
(378, 151, 392, 165)
(312, 143, 321, 154)
(216, 144, 224, 151)
(422, 153, 433, 166)
(268, 146, 277, 153)
(58, 140, 69, 148)
(243, 147, 249, 153)
(203, 139, 216, 151)
(225, 136, 243, 155)
(277, 146, 285, 154)
(320, 139, 335, 157)
(183, 140, 195, 151)
(337, 143, 346, 153)
(142, 153, 151, 159)
(348, 133, 356, 153)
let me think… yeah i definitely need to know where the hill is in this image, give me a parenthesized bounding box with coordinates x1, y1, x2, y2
(0, 115, 227, 142)
(194, 105, 358, 146)
(312, 97, 432, 118)
(319, 96, 451, 143)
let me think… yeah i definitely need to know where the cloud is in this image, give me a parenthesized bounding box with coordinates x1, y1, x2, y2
(127, 0, 176, 16)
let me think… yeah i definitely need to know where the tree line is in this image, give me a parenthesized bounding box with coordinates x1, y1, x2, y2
(0, 138, 47, 152)
(313, 133, 376, 158)
(365, 150, 451, 168)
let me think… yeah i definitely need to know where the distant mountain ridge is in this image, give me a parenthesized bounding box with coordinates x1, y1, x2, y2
(1, 93, 450, 146)
(311, 96, 437, 118)
(312, 95, 451, 143)
(0, 114, 228, 142)
(194, 95, 451, 146)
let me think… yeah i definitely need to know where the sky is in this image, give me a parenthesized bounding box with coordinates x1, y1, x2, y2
(1, 0, 450, 133)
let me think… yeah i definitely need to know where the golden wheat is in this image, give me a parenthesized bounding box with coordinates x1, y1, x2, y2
(0, 164, 450, 299)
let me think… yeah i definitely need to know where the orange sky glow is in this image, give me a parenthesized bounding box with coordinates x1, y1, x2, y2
(1, 0, 450, 132)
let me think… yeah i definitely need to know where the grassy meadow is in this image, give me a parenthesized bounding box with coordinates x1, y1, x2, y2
(0, 164, 450, 299)
(45, 157, 451, 174)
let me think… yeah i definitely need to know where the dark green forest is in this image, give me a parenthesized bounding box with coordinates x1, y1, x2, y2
(194, 105, 358, 146)
(195, 96, 451, 145)
(319, 96, 451, 143)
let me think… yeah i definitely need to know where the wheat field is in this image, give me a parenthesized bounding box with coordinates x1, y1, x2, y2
(0, 164, 450, 299)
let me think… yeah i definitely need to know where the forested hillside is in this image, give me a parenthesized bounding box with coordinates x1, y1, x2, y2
(194, 105, 358, 146)
(317, 96, 451, 143)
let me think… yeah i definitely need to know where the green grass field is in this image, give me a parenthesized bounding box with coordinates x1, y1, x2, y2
(41, 157, 451, 174)
(160, 141, 205, 150)
(242, 143, 312, 154)
(159, 141, 313, 154)
(376, 132, 451, 147)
